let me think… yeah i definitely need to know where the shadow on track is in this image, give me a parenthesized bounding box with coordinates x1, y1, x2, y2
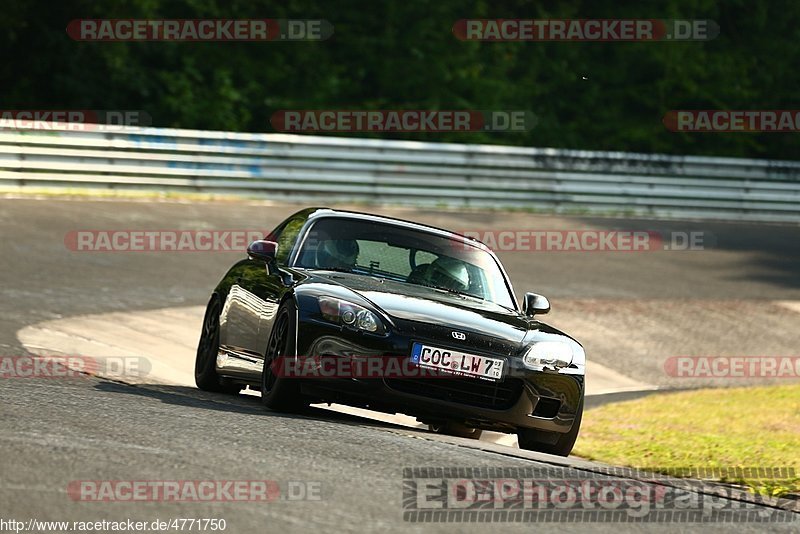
(92, 380, 416, 431)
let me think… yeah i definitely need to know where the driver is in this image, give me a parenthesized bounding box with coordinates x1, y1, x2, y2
(428, 257, 469, 292)
(316, 239, 359, 271)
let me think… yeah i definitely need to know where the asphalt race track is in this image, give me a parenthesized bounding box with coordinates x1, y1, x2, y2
(1, 197, 799, 532)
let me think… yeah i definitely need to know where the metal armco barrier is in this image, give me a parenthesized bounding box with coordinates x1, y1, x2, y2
(1, 126, 799, 222)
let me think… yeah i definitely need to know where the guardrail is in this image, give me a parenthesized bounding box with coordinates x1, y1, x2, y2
(1, 126, 799, 222)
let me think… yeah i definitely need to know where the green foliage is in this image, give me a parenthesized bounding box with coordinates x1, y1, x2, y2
(1, 0, 797, 158)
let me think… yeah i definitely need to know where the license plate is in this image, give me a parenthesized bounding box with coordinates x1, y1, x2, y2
(410, 342, 504, 381)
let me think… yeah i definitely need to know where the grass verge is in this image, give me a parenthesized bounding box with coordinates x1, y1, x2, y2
(573, 384, 800, 497)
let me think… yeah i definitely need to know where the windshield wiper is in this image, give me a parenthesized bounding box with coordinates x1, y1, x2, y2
(413, 281, 485, 301)
(309, 267, 386, 278)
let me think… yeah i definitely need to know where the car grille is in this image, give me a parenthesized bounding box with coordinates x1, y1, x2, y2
(385, 375, 523, 410)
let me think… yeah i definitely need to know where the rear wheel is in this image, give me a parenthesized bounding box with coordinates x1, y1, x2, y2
(261, 301, 308, 412)
(428, 422, 482, 440)
(517, 398, 583, 456)
(195, 295, 241, 394)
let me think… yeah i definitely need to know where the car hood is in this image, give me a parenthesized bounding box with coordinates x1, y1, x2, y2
(302, 271, 529, 345)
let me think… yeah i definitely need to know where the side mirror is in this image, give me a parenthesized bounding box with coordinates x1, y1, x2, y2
(522, 292, 550, 317)
(247, 240, 278, 263)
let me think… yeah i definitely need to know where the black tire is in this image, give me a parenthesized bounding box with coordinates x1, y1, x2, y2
(428, 422, 483, 440)
(517, 398, 583, 456)
(195, 295, 241, 394)
(261, 300, 308, 412)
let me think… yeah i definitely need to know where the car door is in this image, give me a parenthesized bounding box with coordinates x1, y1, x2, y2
(250, 215, 307, 374)
(217, 215, 307, 379)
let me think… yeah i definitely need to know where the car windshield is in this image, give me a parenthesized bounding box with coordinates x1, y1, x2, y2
(293, 216, 515, 309)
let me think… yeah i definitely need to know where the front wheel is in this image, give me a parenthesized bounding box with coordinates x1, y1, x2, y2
(517, 398, 583, 456)
(195, 295, 241, 394)
(261, 300, 309, 412)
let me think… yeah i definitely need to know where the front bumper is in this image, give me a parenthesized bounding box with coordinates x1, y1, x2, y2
(294, 315, 584, 434)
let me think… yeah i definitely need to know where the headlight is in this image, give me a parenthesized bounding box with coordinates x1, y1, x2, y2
(317, 296, 385, 334)
(523, 341, 574, 371)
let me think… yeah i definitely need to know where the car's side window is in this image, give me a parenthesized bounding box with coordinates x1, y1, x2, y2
(271, 217, 305, 265)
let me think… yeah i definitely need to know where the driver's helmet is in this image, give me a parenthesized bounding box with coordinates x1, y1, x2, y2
(429, 257, 469, 291)
(316, 239, 359, 270)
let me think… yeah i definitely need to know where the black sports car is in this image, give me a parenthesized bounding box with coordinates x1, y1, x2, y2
(195, 208, 585, 456)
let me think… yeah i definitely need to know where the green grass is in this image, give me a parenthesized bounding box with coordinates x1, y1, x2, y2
(573, 384, 800, 497)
